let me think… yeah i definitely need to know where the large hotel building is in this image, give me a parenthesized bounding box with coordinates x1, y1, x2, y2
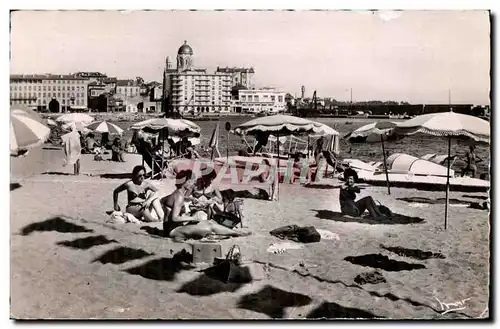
(10, 74, 89, 112)
(163, 41, 261, 114)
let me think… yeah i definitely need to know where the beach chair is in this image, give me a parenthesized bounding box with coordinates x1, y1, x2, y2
(134, 140, 170, 179)
(322, 150, 343, 178)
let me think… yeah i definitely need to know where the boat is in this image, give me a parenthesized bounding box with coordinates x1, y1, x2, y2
(343, 153, 489, 192)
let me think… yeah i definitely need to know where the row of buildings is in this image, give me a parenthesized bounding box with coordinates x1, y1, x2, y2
(10, 40, 288, 115)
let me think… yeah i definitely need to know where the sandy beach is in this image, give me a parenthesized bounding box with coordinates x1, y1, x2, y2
(9, 146, 490, 320)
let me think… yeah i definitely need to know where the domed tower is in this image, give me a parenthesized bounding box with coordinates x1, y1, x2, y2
(176, 40, 194, 72)
(166, 56, 172, 70)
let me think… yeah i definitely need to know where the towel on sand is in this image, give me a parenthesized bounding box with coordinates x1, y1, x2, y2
(107, 211, 141, 224)
(61, 130, 82, 165)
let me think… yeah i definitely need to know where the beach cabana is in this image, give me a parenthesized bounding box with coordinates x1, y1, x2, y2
(393, 112, 490, 229)
(344, 121, 399, 194)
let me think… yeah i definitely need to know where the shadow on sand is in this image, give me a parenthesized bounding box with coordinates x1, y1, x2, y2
(99, 173, 133, 179)
(140, 226, 164, 237)
(57, 235, 118, 250)
(177, 273, 245, 296)
(313, 210, 425, 225)
(303, 184, 338, 190)
(21, 217, 94, 236)
(344, 254, 426, 272)
(306, 301, 383, 319)
(380, 244, 445, 260)
(42, 171, 76, 176)
(93, 246, 154, 265)
(462, 194, 488, 200)
(10, 183, 22, 191)
(237, 285, 312, 319)
(124, 251, 195, 281)
(397, 197, 470, 205)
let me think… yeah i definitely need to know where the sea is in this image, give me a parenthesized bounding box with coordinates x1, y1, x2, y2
(113, 117, 490, 178)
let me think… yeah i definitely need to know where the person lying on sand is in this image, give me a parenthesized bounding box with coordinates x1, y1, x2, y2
(337, 171, 389, 221)
(160, 170, 251, 242)
(113, 165, 164, 222)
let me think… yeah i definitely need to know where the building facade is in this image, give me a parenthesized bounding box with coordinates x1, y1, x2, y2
(163, 41, 232, 114)
(216, 67, 254, 88)
(237, 88, 287, 114)
(116, 80, 140, 99)
(10, 74, 89, 112)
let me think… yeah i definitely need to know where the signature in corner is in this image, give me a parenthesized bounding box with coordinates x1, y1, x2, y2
(435, 297, 471, 315)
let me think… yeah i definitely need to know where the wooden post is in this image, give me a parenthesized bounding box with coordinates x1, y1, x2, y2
(381, 135, 391, 195)
(445, 136, 452, 230)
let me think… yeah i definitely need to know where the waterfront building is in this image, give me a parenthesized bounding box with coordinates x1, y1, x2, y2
(216, 67, 254, 88)
(237, 88, 287, 114)
(163, 41, 232, 114)
(10, 74, 89, 112)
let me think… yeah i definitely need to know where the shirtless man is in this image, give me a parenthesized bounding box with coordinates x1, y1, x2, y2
(160, 170, 251, 242)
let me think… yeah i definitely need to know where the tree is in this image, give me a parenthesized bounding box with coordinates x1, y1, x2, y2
(135, 76, 144, 86)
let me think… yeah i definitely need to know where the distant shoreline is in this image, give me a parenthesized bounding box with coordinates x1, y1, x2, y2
(39, 112, 410, 122)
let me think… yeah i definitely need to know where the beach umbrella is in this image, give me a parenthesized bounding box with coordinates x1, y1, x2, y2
(10, 109, 51, 153)
(86, 120, 124, 135)
(344, 121, 399, 195)
(130, 118, 201, 135)
(61, 121, 89, 133)
(56, 113, 94, 125)
(233, 114, 328, 136)
(46, 118, 57, 126)
(393, 112, 490, 229)
(10, 105, 43, 123)
(234, 115, 331, 200)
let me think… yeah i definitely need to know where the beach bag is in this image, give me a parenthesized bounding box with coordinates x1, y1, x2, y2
(94, 154, 104, 161)
(376, 202, 393, 218)
(295, 226, 321, 243)
(204, 245, 251, 283)
(213, 211, 241, 229)
(213, 201, 242, 229)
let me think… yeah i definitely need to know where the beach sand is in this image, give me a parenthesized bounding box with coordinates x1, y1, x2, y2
(10, 148, 490, 319)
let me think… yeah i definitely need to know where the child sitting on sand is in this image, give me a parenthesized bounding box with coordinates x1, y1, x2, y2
(160, 170, 251, 242)
(338, 171, 390, 221)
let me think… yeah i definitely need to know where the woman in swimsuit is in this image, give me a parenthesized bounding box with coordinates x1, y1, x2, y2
(113, 165, 164, 222)
(160, 170, 251, 242)
(339, 171, 387, 220)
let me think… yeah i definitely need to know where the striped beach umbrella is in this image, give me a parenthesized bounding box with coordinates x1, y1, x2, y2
(86, 120, 124, 135)
(10, 110, 51, 153)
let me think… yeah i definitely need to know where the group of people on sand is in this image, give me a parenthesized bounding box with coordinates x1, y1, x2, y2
(113, 165, 250, 242)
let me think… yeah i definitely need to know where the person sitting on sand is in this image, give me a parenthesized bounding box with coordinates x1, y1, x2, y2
(113, 165, 164, 222)
(338, 171, 389, 221)
(160, 170, 251, 242)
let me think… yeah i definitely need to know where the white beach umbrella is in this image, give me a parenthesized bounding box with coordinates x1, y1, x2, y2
(393, 112, 490, 229)
(234, 114, 328, 136)
(130, 118, 201, 135)
(345, 121, 400, 195)
(86, 120, 124, 135)
(10, 110, 51, 153)
(55, 113, 94, 125)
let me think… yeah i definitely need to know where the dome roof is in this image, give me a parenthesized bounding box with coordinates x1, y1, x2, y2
(177, 41, 193, 55)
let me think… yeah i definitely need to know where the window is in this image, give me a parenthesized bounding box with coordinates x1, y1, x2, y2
(38, 86, 41, 91)
(62, 99, 65, 104)
(278, 96, 283, 102)
(43, 93, 46, 97)
(271, 96, 275, 101)
(72, 86, 75, 91)
(58, 93, 61, 97)
(43, 86, 46, 91)
(28, 86, 32, 91)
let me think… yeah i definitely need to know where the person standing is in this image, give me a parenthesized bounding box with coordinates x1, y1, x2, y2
(461, 144, 483, 178)
(61, 127, 82, 175)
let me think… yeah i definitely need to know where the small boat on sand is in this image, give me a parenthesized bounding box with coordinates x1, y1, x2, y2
(344, 153, 489, 192)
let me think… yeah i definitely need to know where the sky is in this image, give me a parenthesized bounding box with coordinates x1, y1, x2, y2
(9, 10, 491, 105)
